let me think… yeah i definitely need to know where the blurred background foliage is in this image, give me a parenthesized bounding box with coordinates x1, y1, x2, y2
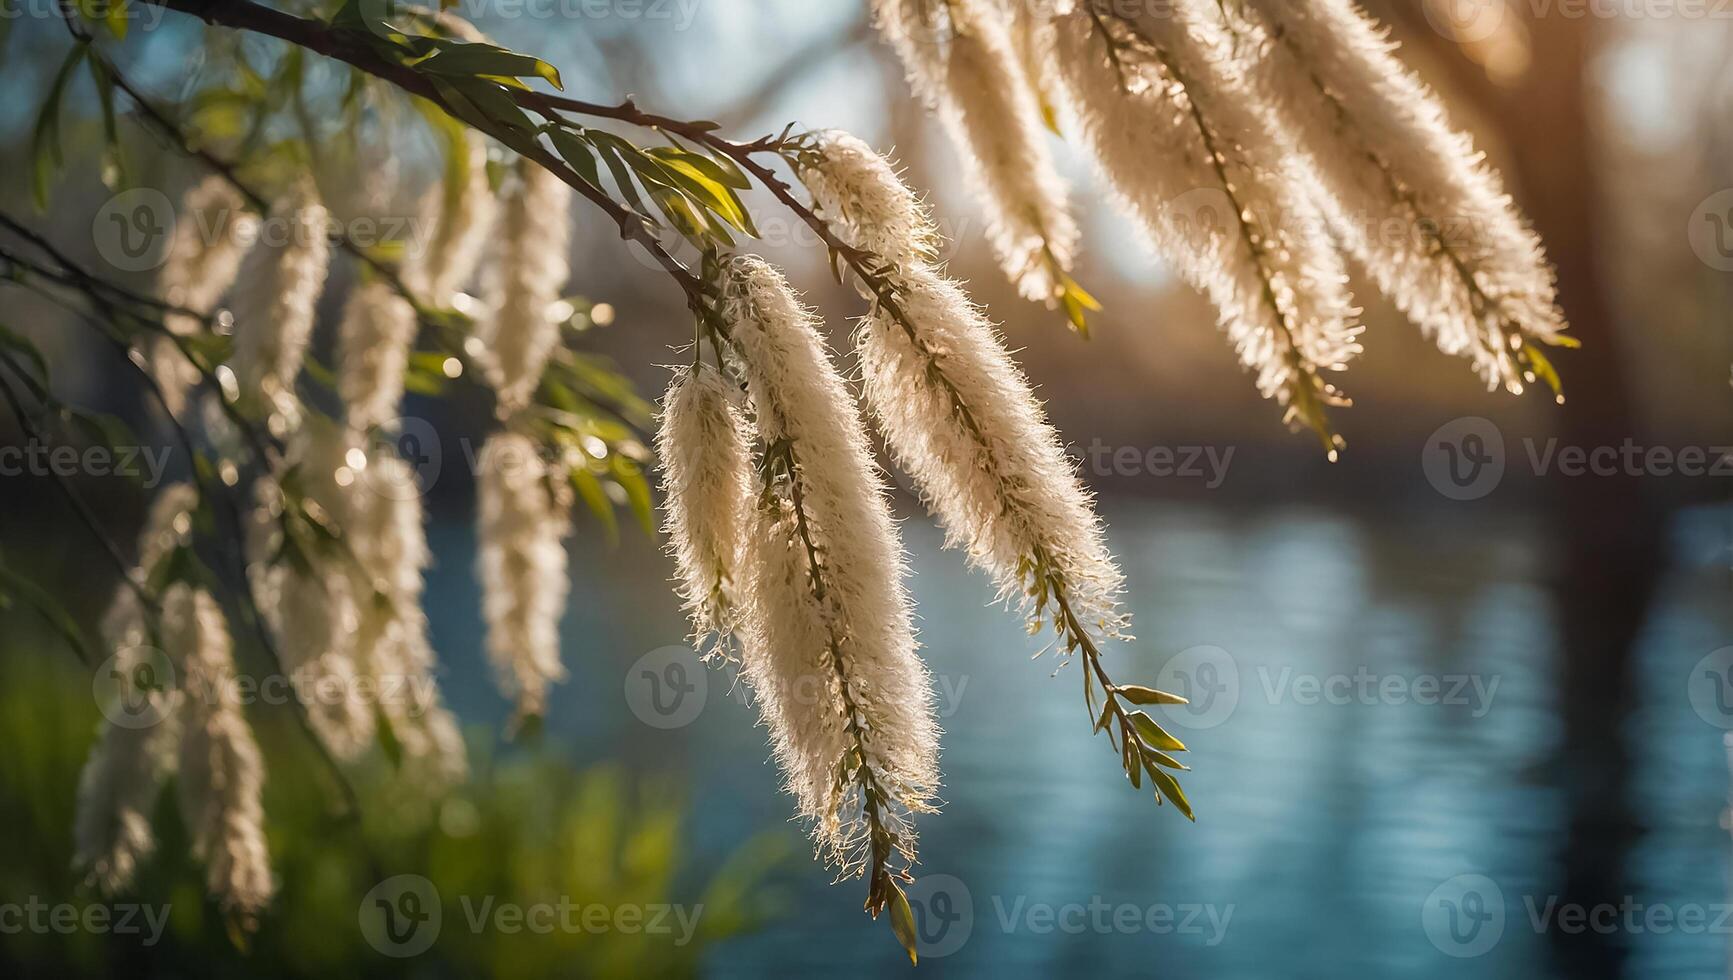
(0, 618, 790, 978)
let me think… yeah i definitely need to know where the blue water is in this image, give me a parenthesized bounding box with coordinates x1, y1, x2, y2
(421, 502, 1732, 978)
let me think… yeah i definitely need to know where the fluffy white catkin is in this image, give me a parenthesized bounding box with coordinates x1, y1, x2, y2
(795, 130, 940, 269)
(152, 176, 258, 417)
(227, 179, 330, 429)
(796, 133, 1126, 632)
(474, 161, 573, 415)
(73, 700, 182, 894)
(476, 431, 572, 720)
(1050, 4, 1361, 437)
(655, 362, 754, 656)
(721, 255, 939, 871)
(874, 0, 1078, 301)
(246, 424, 375, 759)
(1235, 0, 1566, 390)
(864, 266, 1126, 633)
(76, 483, 200, 893)
(404, 132, 496, 304)
(336, 280, 420, 432)
(347, 449, 469, 783)
(170, 585, 275, 922)
(101, 482, 199, 651)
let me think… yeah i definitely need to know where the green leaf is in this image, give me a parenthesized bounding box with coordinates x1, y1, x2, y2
(1116, 684, 1188, 706)
(1128, 711, 1187, 753)
(87, 56, 126, 189)
(415, 41, 563, 90)
(569, 467, 618, 544)
(1144, 749, 1190, 772)
(31, 43, 87, 210)
(1147, 765, 1195, 821)
(443, 75, 538, 133)
(1522, 342, 1565, 400)
(887, 881, 918, 965)
(105, 1, 129, 40)
(548, 129, 604, 193)
(645, 147, 757, 234)
(587, 133, 654, 222)
(610, 455, 655, 538)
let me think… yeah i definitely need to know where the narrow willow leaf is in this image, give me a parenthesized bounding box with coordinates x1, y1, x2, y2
(31, 43, 86, 210)
(587, 134, 655, 220)
(609, 456, 655, 537)
(415, 41, 563, 91)
(570, 466, 618, 544)
(1144, 749, 1190, 772)
(1116, 684, 1189, 706)
(87, 57, 126, 189)
(1148, 766, 1195, 822)
(887, 883, 918, 965)
(444, 75, 537, 132)
(548, 129, 604, 192)
(1128, 711, 1188, 753)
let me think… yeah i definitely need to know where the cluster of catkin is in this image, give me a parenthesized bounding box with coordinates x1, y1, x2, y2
(77, 72, 582, 917)
(656, 131, 1134, 897)
(877, 0, 1570, 446)
(659, 256, 941, 893)
(76, 485, 274, 925)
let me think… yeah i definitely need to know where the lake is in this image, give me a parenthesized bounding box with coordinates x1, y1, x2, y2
(421, 501, 1732, 978)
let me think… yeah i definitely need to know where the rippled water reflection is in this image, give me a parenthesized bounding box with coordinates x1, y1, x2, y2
(425, 502, 1731, 978)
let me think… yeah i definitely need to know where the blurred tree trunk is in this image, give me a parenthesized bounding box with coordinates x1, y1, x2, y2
(1380, 6, 1665, 976)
